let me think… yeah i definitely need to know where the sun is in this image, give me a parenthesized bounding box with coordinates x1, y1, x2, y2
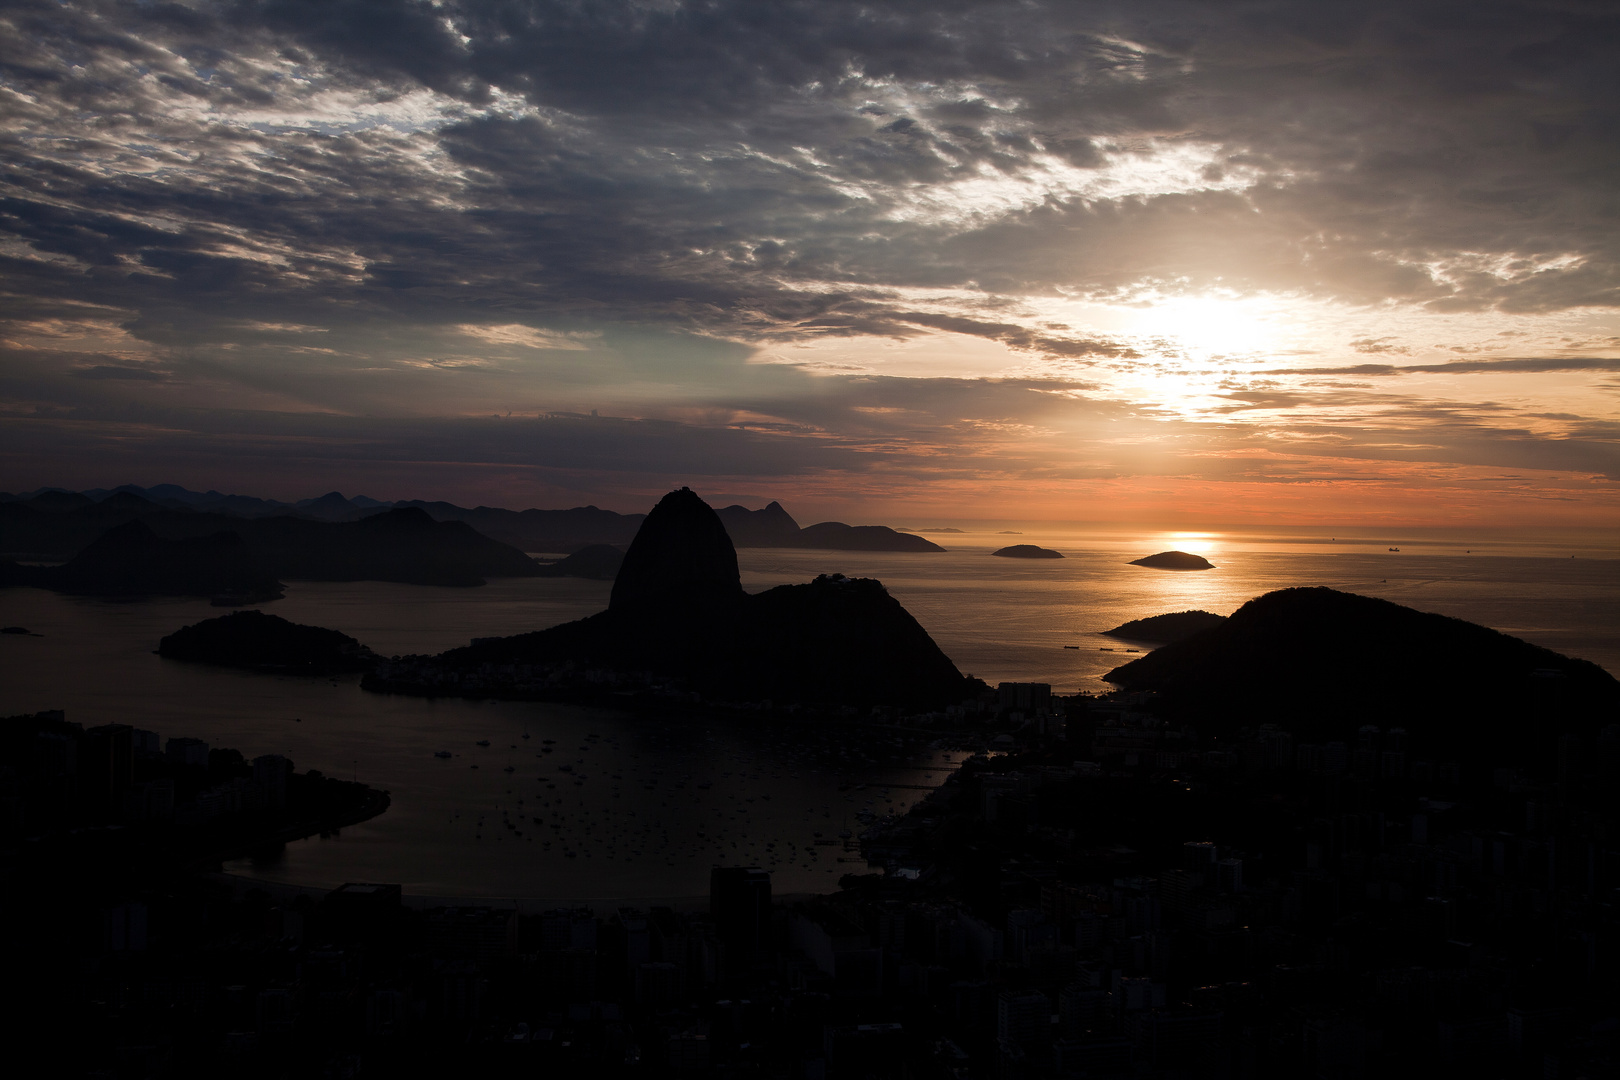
(1138, 294, 1282, 359)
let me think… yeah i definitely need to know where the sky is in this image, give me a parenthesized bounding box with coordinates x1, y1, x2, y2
(1, 0, 1618, 525)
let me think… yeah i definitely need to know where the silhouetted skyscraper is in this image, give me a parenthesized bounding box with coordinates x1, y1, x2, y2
(710, 867, 771, 962)
(82, 724, 133, 819)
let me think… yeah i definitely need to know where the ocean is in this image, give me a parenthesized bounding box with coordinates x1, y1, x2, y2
(2, 526, 1615, 901)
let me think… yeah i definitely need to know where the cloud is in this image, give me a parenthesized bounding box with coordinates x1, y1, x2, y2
(1270, 357, 1620, 377)
(0, 1, 1616, 518)
(70, 365, 169, 381)
(455, 324, 598, 350)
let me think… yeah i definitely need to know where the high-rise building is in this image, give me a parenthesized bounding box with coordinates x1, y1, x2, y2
(252, 754, 290, 810)
(83, 724, 133, 819)
(166, 737, 209, 767)
(710, 867, 771, 961)
(999, 682, 1052, 713)
(998, 989, 1050, 1052)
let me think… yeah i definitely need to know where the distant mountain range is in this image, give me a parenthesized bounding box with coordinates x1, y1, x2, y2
(0, 495, 541, 598)
(0, 485, 941, 556)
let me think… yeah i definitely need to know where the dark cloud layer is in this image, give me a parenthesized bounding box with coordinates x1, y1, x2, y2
(1, 1, 1617, 511)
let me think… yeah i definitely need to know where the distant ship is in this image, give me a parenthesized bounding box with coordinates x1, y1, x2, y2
(476, 739, 490, 747)
(1388, 547, 1400, 552)
(434, 751, 452, 759)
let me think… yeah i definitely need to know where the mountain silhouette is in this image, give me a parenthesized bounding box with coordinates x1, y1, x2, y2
(1, 484, 943, 557)
(536, 544, 624, 580)
(611, 487, 744, 616)
(1105, 586, 1619, 758)
(715, 501, 945, 552)
(0, 520, 284, 599)
(0, 506, 539, 596)
(371, 488, 971, 706)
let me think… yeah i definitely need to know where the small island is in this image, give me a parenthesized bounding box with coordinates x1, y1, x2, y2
(1129, 549, 1215, 571)
(992, 544, 1064, 559)
(1103, 609, 1226, 643)
(158, 610, 378, 674)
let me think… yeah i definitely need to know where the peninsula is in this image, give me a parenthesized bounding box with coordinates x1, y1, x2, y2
(1102, 609, 1227, 643)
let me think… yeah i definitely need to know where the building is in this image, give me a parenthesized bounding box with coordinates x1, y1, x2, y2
(790, 906, 882, 994)
(710, 867, 771, 963)
(166, 737, 209, 767)
(997, 989, 1050, 1053)
(999, 683, 1052, 713)
(83, 723, 133, 817)
(252, 754, 289, 810)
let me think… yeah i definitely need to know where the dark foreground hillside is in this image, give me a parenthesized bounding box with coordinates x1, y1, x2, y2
(1105, 586, 1620, 759)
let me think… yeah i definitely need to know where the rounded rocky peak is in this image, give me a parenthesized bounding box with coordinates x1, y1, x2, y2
(609, 487, 742, 614)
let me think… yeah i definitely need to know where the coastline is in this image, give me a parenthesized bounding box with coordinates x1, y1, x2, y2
(203, 871, 833, 915)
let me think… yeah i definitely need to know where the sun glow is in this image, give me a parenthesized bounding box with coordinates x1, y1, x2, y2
(1139, 295, 1283, 359)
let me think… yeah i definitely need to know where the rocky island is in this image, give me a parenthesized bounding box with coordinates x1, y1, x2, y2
(1128, 549, 1215, 570)
(366, 488, 976, 708)
(1103, 609, 1226, 643)
(991, 544, 1064, 559)
(158, 610, 378, 674)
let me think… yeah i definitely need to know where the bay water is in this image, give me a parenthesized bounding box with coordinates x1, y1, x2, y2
(2, 525, 1614, 901)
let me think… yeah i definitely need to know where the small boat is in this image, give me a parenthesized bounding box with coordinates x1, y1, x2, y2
(476, 739, 490, 747)
(434, 751, 452, 759)
(503, 766, 515, 773)
(1063, 645, 1079, 649)
(1388, 547, 1399, 552)
(521, 733, 530, 739)
(1099, 647, 1114, 651)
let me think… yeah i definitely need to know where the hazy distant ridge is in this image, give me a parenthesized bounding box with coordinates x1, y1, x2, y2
(0, 484, 940, 556)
